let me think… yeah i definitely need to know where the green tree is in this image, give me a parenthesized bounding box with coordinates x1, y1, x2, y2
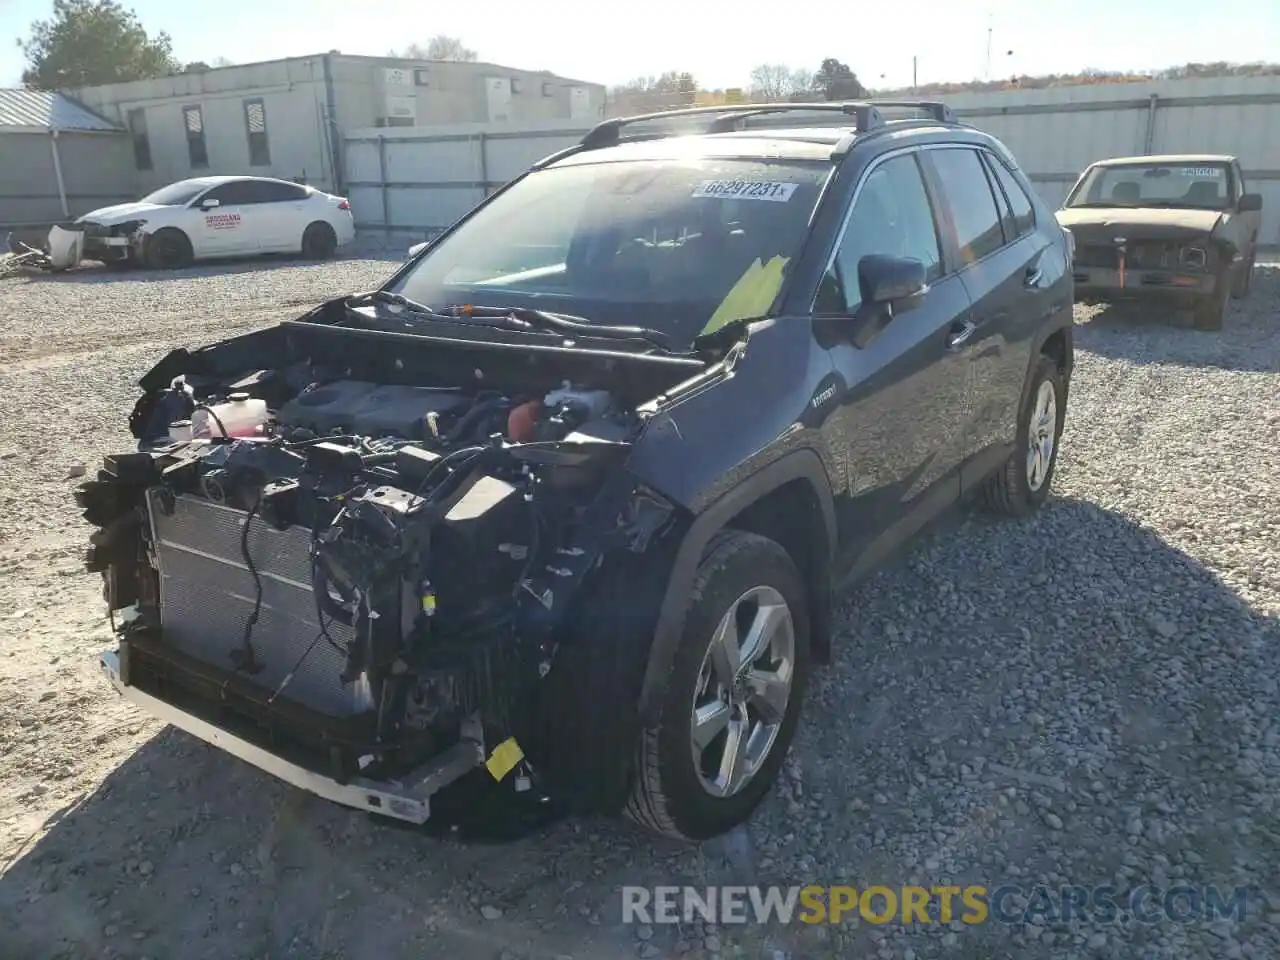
(19, 0, 178, 90)
(812, 58, 865, 100)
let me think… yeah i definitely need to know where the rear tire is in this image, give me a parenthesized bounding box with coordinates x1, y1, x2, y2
(981, 354, 1065, 518)
(623, 530, 810, 841)
(301, 221, 337, 260)
(144, 229, 192, 270)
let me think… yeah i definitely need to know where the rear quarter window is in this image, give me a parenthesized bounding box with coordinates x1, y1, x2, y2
(984, 154, 1036, 239)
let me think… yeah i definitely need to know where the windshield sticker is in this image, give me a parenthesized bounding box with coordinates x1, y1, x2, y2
(691, 180, 799, 202)
(1180, 167, 1223, 178)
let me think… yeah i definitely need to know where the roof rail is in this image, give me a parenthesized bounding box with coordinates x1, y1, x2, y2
(864, 99, 958, 124)
(579, 102, 883, 149)
(577, 99, 959, 151)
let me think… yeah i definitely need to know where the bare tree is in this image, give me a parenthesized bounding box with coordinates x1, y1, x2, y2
(748, 64, 792, 102)
(749, 64, 818, 102)
(789, 68, 814, 98)
(391, 35, 478, 61)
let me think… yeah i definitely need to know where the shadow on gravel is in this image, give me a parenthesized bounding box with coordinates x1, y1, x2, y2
(2, 497, 1277, 960)
(7, 251, 400, 287)
(1075, 263, 1279, 374)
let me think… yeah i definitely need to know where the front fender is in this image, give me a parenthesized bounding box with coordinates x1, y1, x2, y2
(636, 448, 837, 721)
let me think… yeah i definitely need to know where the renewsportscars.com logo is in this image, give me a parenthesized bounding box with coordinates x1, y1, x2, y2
(622, 884, 1251, 926)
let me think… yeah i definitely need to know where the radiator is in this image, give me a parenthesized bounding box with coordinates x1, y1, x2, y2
(145, 489, 370, 716)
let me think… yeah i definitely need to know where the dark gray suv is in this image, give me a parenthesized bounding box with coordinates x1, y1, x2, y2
(80, 100, 1074, 843)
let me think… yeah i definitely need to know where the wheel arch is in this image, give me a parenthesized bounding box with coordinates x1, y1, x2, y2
(1020, 321, 1073, 419)
(302, 219, 338, 253)
(637, 449, 837, 722)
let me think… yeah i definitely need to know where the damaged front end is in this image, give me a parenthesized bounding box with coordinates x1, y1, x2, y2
(76, 218, 147, 266)
(77, 303, 712, 822)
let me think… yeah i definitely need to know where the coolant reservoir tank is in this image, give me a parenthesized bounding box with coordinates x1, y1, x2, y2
(191, 392, 269, 439)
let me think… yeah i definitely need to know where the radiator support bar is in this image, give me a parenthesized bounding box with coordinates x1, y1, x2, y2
(100, 648, 483, 824)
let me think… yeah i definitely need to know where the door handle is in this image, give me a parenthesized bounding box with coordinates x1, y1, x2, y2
(948, 319, 976, 349)
(1024, 264, 1043, 287)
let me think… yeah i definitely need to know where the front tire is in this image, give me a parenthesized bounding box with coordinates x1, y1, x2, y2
(981, 354, 1066, 517)
(1231, 253, 1255, 300)
(1194, 263, 1232, 330)
(624, 530, 810, 841)
(144, 228, 192, 270)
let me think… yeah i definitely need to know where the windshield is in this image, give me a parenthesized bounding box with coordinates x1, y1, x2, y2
(1065, 162, 1232, 210)
(388, 157, 832, 346)
(140, 181, 209, 205)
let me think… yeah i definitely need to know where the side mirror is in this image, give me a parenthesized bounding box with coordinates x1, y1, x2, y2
(833, 255, 930, 350)
(1238, 192, 1262, 212)
(859, 254, 928, 306)
(200, 197, 221, 210)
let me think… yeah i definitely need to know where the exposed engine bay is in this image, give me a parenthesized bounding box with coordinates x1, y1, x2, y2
(76, 308, 716, 809)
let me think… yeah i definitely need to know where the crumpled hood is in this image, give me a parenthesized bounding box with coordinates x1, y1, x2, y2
(77, 201, 167, 226)
(1055, 206, 1225, 243)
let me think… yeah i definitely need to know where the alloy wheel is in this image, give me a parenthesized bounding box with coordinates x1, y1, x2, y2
(1026, 380, 1058, 491)
(689, 585, 795, 798)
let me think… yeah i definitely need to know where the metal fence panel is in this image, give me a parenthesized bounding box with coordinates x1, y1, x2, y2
(345, 76, 1280, 242)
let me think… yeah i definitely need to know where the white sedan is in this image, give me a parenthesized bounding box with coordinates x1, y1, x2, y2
(65, 175, 356, 270)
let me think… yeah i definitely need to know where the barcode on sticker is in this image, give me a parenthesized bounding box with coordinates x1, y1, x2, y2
(1180, 167, 1223, 178)
(691, 180, 799, 202)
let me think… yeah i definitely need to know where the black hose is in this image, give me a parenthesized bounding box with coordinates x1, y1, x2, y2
(234, 494, 264, 672)
(444, 396, 508, 445)
(408, 444, 487, 504)
(191, 404, 230, 439)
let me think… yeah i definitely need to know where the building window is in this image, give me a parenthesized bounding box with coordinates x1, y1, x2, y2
(511, 77, 524, 94)
(126, 108, 151, 170)
(183, 106, 208, 168)
(542, 81, 553, 97)
(413, 68, 430, 86)
(243, 99, 271, 166)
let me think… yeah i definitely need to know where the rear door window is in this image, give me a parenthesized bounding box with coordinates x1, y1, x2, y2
(928, 148, 1007, 265)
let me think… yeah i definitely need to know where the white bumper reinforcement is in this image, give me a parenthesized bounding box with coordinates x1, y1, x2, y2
(100, 649, 483, 824)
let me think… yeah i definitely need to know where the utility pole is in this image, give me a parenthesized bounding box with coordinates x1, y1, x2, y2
(912, 55, 918, 91)
(985, 25, 993, 79)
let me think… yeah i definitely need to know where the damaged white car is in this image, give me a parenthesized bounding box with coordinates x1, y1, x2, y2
(62, 176, 356, 270)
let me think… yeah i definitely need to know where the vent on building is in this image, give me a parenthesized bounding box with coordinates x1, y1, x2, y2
(243, 99, 271, 166)
(183, 106, 208, 169)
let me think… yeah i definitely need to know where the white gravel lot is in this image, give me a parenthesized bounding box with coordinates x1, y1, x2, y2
(0, 252, 1278, 960)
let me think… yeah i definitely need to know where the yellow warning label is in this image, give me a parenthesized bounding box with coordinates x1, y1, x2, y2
(485, 737, 524, 781)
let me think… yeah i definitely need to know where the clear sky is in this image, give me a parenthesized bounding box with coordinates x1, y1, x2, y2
(3, 0, 1278, 91)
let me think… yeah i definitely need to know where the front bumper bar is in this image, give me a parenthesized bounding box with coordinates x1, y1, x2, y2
(100, 648, 483, 824)
(1072, 267, 1214, 300)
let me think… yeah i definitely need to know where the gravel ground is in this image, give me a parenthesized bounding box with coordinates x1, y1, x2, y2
(1, 252, 1278, 960)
